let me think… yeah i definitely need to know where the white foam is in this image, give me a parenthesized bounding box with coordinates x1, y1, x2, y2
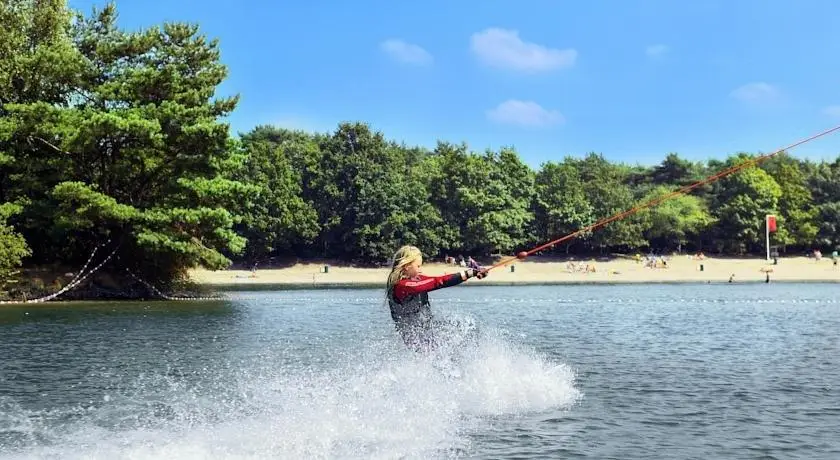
(0, 315, 580, 459)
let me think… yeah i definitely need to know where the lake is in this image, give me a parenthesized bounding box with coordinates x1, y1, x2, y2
(1, 283, 838, 459)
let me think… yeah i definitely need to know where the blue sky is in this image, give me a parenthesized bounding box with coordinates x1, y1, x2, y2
(69, 0, 840, 168)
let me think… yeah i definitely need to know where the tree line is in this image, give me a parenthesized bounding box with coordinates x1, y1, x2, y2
(2, 1, 839, 296)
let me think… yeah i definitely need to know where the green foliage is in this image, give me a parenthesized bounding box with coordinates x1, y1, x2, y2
(309, 123, 451, 263)
(233, 130, 319, 263)
(577, 153, 648, 251)
(0, 0, 83, 105)
(532, 159, 593, 252)
(2, 0, 840, 299)
(710, 155, 783, 253)
(761, 154, 818, 248)
(52, 181, 138, 229)
(1, 0, 244, 283)
(427, 143, 535, 256)
(815, 202, 840, 250)
(0, 201, 31, 287)
(640, 186, 714, 252)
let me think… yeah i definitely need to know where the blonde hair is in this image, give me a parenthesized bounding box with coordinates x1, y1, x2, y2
(386, 245, 423, 296)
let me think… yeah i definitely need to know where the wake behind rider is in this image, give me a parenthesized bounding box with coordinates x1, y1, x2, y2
(385, 245, 488, 352)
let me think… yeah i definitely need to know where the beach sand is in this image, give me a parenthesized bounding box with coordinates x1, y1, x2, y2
(189, 255, 840, 287)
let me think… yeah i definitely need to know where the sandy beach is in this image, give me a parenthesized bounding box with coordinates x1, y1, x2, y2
(189, 255, 840, 287)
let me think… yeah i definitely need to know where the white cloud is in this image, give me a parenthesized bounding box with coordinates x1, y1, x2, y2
(645, 44, 669, 58)
(730, 82, 779, 103)
(486, 100, 564, 127)
(822, 105, 840, 118)
(380, 39, 433, 65)
(470, 28, 577, 72)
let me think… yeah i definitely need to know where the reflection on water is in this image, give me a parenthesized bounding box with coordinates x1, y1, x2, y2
(0, 300, 238, 325)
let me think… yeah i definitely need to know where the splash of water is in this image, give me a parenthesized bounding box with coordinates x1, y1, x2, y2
(0, 313, 580, 459)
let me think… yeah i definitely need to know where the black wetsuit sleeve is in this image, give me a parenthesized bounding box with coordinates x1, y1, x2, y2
(440, 273, 465, 288)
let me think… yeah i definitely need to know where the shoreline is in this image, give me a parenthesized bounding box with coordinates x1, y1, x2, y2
(189, 256, 840, 289)
(195, 279, 840, 293)
(3, 256, 837, 304)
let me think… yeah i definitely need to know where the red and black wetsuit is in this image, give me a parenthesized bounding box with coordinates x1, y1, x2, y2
(387, 272, 466, 351)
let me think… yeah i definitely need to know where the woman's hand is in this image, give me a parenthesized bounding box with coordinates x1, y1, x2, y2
(467, 268, 489, 279)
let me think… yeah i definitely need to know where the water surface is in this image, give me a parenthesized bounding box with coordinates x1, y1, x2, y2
(1, 283, 838, 459)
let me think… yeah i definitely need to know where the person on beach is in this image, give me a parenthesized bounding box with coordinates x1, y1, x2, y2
(385, 245, 488, 352)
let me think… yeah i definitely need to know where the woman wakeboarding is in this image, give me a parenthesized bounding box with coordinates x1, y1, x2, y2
(385, 245, 488, 352)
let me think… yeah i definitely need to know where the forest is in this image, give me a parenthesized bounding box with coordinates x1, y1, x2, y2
(2, 1, 839, 297)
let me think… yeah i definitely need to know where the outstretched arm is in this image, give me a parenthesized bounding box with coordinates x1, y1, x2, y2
(393, 269, 486, 302)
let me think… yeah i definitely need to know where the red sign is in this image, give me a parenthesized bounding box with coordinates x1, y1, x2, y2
(767, 215, 777, 233)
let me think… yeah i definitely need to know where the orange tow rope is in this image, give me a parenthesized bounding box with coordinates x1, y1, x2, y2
(487, 124, 840, 272)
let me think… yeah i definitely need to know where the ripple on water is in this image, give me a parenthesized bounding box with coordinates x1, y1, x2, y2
(1, 283, 839, 459)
